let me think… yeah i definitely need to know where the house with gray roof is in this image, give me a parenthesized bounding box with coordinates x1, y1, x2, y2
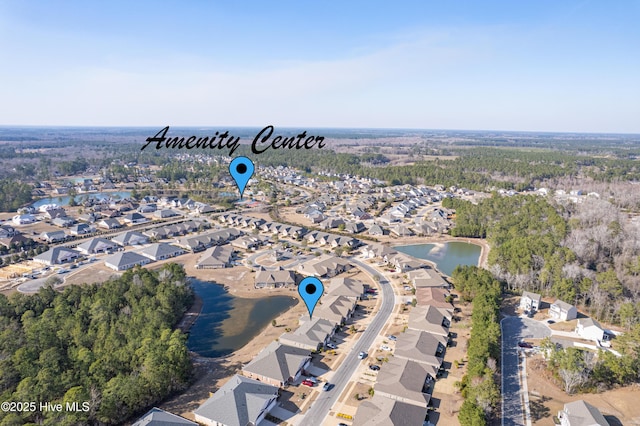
(242, 342, 311, 387)
(97, 218, 122, 229)
(550, 299, 578, 321)
(407, 268, 449, 289)
(326, 277, 365, 301)
(297, 254, 352, 278)
(139, 243, 184, 261)
(193, 375, 279, 426)
(374, 357, 433, 407)
(558, 400, 609, 426)
(408, 305, 452, 338)
(132, 407, 196, 426)
(196, 245, 234, 269)
(353, 394, 428, 426)
(104, 251, 151, 271)
(69, 223, 94, 236)
(278, 317, 336, 351)
(520, 291, 542, 312)
(33, 247, 80, 266)
(307, 294, 355, 325)
(254, 267, 297, 288)
(40, 230, 68, 243)
(111, 231, 149, 246)
(394, 329, 445, 368)
(77, 237, 120, 255)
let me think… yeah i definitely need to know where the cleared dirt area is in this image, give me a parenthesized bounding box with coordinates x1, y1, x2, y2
(526, 354, 640, 425)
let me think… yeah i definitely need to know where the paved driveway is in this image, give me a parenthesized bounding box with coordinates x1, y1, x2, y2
(501, 316, 551, 426)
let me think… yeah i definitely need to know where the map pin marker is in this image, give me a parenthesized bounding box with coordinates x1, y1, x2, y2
(229, 156, 255, 199)
(298, 277, 324, 320)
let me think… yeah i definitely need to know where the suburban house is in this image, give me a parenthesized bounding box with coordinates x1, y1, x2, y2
(415, 288, 454, 311)
(407, 268, 449, 289)
(40, 230, 68, 243)
(77, 237, 120, 255)
(367, 224, 386, 236)
(387, 253, 424, 273)
(361, 243, 397, 260)
(69, 223, 94, 236)
(195, 245, 234, 269)
(308, 294, 356, 325)
(394, 329, 445, 369)
(97, 218, 122, 229)
(297, 254, 351, 278)
(111, 231, 149, 246)
(123, 212, 149, 225)
(557, 400, 609, 426)
(353, 394, 428, 426)
(230, 235, 262, 250)
(374, 357, 432, 407)
(132, 407, 196, 426)
(34, 247, 80, 266)
(52, 216, 76, 228)
(193, 375, 279, 426)
(138, 243, 185, 261)
(326, 277, 365, 301)
(550, 300, 578, 321)
(278, 317, 336, 351)
(241, 342, 311, 387)
(177, 228, 242, 252)
(408, 305, 452, 338)
(254, 267, 297, 289)
(154, 209, 180, 219)
(575, 318, 605, 342)
(520, 291, 542, 312)
(104, 251, 151, 271)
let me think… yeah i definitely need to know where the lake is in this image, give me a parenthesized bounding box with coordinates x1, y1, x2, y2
(31, 191, 132, 208)
(187, 279, 298, 358)
(395, 241, 482, 276)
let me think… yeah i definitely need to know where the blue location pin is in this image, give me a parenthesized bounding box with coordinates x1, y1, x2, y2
(229, 156, 255, 199)
(298, 277, 324, 320)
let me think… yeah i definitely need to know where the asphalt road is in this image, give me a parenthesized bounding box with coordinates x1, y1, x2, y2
(303, 257, 396, 426)
(501, 316, 551, 426)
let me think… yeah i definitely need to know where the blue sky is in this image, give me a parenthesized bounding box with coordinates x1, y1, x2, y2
(0, 1, 638, 132)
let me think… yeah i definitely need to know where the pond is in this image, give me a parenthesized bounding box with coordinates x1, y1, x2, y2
(31, 191, 132, 208)
(186, 278, 298, 358)
(395, 241, 482, 276)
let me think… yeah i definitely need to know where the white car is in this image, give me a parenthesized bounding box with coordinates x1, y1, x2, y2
(358, 351, 367, 360)
(380, 345, 392, 351)
(326, 342, 337, 349)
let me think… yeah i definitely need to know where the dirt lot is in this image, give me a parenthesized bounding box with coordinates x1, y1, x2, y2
(526, 354, 640, 425)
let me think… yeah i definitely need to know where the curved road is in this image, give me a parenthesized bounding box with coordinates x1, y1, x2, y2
(303, 257, 396, 426)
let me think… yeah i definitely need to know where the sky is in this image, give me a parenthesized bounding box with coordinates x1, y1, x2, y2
(0, 1, 639, 133)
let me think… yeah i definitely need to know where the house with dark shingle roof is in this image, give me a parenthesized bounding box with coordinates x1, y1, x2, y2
(138, 243, 184, 261)
(193, 375, 279, 426)
(374, 357, 433, 407)
(132, 407, 196, 426)
(33, 247, 80, 266)
(353, 394, 428, 426)
(77, 237, 120, 255)
(104, 251, 151, 271)
(242, 342, 311, 387)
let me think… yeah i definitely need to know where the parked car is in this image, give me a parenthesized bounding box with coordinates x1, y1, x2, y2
(518, 341, 533, 349)
(302, 379, 314, 387)
(546, 319, 555, 324)
(306, 377, 318, 384)
(358, 351, 367, 360)
(387, 335, 397, 341)
(380, 345, 392, 351)
(326, 342, 337, 349)
(369, 364, 380, 371)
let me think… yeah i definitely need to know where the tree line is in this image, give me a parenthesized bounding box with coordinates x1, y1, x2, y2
(0, 263, 193, 425)
(453, 266, 502, 426)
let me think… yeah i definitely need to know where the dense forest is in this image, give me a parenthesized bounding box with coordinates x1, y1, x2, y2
(0, 179, 33, 212)
(453, 266, 502, 426)
(0, 264, 193, 425)
(444, 195, 640, 326)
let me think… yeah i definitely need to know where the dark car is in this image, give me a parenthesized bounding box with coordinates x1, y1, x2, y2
(369, 364, 380, 371)
(518, 341, 533, 349)
(323, 382, 333, 391)
(547, 319, 555, 324)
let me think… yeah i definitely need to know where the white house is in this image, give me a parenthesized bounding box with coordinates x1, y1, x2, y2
(575, 318, 605, 342)
(558, 400, 609, 426)
(550, 300, 578, 321)
(520, 291, 542, 312)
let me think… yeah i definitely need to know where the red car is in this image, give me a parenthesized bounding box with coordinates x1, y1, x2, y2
(302, 379, 314, 387)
